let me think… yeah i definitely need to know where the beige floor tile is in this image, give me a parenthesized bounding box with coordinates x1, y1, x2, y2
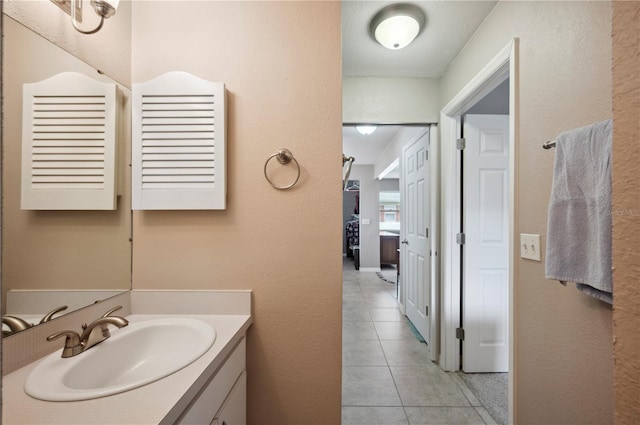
(342, 263, 504, 423)
(343, 308, 372, 322)
(343, 293, 367, 308)
(390, 366, 470, 407)
(342, 406, 409, 425)
(380, 339, 431, 366)
(365, 294, 400, 308)
(374, 320, 417, 340)
(369, 307, 405, 322)
(448, 373, 483, 407)
(343, 339, 387, 366)
(343, 284, 363, 294)
(404, 407, 485, 425)
(474, 406, 499, 425)
(343, 321, 379, 340)
(342, 366, 402, 406)
(360, 287, 393, 298)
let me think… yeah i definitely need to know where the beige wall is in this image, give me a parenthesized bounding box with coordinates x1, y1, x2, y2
(130, 2, 342, 424)
(439, 2, 613, 423)
(348, 165, 380, 269)
(612, 2, 640, 422)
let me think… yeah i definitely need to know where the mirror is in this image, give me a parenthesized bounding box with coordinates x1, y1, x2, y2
(343, 180, 360, 263)
(1, 15, 132, 336)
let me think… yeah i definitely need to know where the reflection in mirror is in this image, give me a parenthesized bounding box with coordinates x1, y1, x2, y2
(1, 15, 132, 336)
(343, 180, 360, 262)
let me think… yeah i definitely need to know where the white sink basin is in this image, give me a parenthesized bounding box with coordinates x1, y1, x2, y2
(25, 317, 216, 401)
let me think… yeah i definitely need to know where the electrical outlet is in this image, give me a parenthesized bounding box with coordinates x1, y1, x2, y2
(520, 234, 541, 261)
(361, 218, 371, 225)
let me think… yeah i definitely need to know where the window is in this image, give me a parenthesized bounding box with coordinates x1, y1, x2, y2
(379, 191, 400, 231)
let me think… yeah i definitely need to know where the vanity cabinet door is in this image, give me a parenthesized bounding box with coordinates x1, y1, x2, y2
(211, 371, 247, 425)
(178, 338, 246, 425)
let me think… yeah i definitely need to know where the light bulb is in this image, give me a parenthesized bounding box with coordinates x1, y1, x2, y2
(374, 15, 420, 50)
(356, 126, 377, 135)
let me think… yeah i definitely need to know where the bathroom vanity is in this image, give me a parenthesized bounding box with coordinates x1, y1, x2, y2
(2, 291, 252, 425)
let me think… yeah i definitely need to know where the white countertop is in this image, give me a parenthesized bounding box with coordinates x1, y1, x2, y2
(2, 313, 252, 425)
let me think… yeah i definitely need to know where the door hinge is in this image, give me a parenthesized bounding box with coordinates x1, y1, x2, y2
(456, 233, 466, 245)
(456, 327, 465, 340)
(425, 306, 429, 316)
(425, 150, 429, 161)
(426, 227, 429, 238)
(456, 138, 466, 150)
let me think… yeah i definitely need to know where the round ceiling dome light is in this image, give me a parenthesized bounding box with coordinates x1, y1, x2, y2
(356, 125, 377, 135)
(369, 3, 426, 50)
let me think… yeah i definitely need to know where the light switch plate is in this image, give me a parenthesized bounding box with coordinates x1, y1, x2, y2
(520, 233, 541, 261)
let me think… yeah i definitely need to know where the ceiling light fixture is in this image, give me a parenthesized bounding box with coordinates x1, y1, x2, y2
(369, 3, 426, 50)
(70, 0, 120, 34)
(356, 125, 377, 135)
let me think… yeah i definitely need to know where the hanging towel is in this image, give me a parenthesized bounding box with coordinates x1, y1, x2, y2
(545, 119, 613, 304)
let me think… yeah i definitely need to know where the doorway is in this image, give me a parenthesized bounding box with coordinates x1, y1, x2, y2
(440, 40, 518, 424)
(462, 110, 510, 372)
(341, 125, 432, 315)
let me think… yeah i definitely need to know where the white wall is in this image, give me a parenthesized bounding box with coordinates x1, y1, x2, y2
(343, 77, 439, 124)
(379, 179, 399, 192)
(374, 127, 429, 179)
(348, 165, 380, 269)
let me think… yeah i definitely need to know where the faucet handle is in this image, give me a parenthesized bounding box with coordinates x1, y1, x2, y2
(39, 305, 69, 324)
(47, 330, 82, 358)
(102, 305, 123, 318)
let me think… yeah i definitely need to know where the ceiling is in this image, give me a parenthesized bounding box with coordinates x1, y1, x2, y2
(342, 1, 498, 78)
(342, 1, 498, 171)
(343, 125, 402, 164)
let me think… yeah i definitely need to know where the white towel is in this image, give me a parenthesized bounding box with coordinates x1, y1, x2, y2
(545, 119, 613, 304)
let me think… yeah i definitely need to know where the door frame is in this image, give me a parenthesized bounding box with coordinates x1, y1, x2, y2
(439, 40, 519, 423)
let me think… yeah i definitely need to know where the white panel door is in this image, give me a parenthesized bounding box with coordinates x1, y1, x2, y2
(462, 114, 509, 373)
(402, 133, 430, 343)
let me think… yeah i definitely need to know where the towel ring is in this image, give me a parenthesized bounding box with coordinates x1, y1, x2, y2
(264, 148, 301, 190)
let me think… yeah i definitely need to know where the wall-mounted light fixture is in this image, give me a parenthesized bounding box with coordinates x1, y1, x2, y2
(356, 125, 377, 135)
(369, 3, 426, 50)
(70, 0, 120, 34)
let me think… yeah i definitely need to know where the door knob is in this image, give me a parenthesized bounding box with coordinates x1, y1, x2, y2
(401, 240, 409, 245)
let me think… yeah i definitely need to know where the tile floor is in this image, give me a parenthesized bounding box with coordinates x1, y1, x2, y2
(342, 259, 498, 425)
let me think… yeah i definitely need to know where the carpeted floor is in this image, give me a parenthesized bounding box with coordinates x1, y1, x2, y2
(458, 372, 508, 425)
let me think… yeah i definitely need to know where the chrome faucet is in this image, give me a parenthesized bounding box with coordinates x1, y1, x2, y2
(46, 306, 129, 358)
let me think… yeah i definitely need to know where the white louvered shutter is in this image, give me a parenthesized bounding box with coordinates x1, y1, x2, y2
(21, 72, 118, 210)
(132, 72, 226, 210)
